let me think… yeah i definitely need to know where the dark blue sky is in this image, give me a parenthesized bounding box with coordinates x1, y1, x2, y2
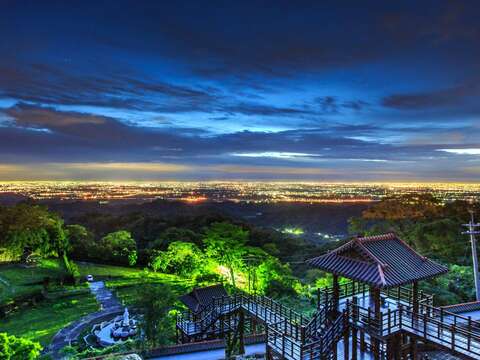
(1, 0, 480, 181)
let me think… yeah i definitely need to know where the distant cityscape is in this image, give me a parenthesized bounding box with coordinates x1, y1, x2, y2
(1, 181, 479, 203)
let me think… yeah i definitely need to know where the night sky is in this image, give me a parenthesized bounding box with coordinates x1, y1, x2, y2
(1, 0, 480, 181)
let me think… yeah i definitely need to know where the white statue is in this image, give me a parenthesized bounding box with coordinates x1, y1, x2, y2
(122, 307, 130, 326)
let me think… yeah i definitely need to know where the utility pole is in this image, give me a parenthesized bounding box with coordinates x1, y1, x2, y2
(462, 210, 480, 301)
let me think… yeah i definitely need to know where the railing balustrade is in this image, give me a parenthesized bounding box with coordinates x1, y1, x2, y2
(177, 285, 480, 359)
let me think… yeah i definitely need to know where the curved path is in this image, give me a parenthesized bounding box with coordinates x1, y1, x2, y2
(48, 281, 123, 358)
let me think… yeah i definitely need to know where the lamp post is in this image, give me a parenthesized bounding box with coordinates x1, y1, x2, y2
(463, 210, 480, 301)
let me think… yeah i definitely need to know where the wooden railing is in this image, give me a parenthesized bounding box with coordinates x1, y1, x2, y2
(347, 298, 480, 358)
(302, 313, 345, 360)
(304, 299, 333, 341)
(267, 320, 303, 360)
(177, 293, 308, 341)
(178, 286, 480, 359)
(399, 304, 480, 356)
(317, 281, 433, 309)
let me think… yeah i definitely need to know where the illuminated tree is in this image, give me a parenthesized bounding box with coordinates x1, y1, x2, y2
(203, 222, 248, 289)
(0, 204, 67, 261)
(65, 224, 94, 259)
(0, 333, 42, 360)
(135, 283, 176, 349)
(150, 227, 201, 250)
(100, 230, 137, 266)
(150, 241, 205, 277)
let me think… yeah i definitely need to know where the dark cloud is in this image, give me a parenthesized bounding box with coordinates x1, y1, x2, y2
(223, 103, 312, 117)
(382, 82, 480, 110)
(315, 96, 339, 114)
(342, 100, 369, 111)
(0, 63, 221, 113)
(309, 97, 369, 115)
(0, 104, 395, 163)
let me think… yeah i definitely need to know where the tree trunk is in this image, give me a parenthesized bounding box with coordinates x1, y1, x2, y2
(229, 266, 236, 289)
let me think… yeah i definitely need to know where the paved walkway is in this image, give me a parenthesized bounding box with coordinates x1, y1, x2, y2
(88, 281, 121, 309)
(48, 281, 123, 358)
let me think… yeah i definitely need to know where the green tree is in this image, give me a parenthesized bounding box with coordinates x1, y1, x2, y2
(150, 241, 205, 277)
(100, 230, 137, 266)
(135, 283, 176, 349)
(65, 224, 95, 260)
(0, 333, 42, 360)
(203, 222, 248, 288)
(362, 193, 442, 221)
(0, 204, 68, 261)
(150, 227, 201, 250)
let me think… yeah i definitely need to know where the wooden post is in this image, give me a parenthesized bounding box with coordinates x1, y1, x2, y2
(386, 337, 393, 360)
(333, 336, 338, 359)
(410, 336, 417, 360)
(371, 286, 381, 360)
(412, 281, 419, 315)
(360, 329, 366, 353)
(352, 327, 358, 360)
(343, 325, 349, 360)
(333, 274, 340, 314)
(265, 345, 273, 360)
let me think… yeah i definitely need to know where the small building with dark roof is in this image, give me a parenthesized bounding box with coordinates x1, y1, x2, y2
(179, 284, 228, 313)
(306, 232, 448, 289)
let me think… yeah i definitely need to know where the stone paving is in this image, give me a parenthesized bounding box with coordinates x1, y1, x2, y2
(48, 281, 123, 359)
(88, 281, 121, 309)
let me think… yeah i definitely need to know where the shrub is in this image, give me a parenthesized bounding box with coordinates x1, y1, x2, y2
(0, 333, 42, 360)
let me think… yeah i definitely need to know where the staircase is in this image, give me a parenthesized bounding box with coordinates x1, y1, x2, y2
(177, 293, 344, 360)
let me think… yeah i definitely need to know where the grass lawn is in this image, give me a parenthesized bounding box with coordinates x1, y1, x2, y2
(0, 260, 194, 348)
(0, 259, 65, 304)
(1, 290, 99, 346)
(75, 261, 194, 305)
(109, 275, 193, 306)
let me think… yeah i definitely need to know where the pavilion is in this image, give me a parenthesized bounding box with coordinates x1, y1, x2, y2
(307, 232, 448, 359)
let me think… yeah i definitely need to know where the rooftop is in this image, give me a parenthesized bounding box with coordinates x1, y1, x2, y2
(306, 232, 448, 288)
(179, 284, 228, 313)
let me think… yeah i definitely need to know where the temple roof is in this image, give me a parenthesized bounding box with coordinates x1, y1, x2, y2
(306, 233, 448, 288)
(179, 284, 228, 313)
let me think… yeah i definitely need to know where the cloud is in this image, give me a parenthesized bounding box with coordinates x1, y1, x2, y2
(0, 162, 192, 181)
(223, 102, 312, 117)
(209, 165, 337, 176)
(0, 63, 220, 113)
(4, 103, 107, 129)
(438, 148, 480, 155)
(315, 96, 339, 113)
(382, 82, 479, 110)
(230, 152, 319, 160)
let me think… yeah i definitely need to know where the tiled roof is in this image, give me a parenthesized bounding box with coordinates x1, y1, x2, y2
(442, 301, 480, 315)
(306, 233, 448, 288)
(179, 284, 228, 313)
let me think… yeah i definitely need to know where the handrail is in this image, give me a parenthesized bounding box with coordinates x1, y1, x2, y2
(317, 280, 433, 308)
(418, 302, 480, 329)
(348, 301, 480, 357)
(399, 305, 480, 355)
(302, 312, 345, 359)
(177, 293, 308, 342)
(304, 299, 333, 341)
(177, 286, 480, 359)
